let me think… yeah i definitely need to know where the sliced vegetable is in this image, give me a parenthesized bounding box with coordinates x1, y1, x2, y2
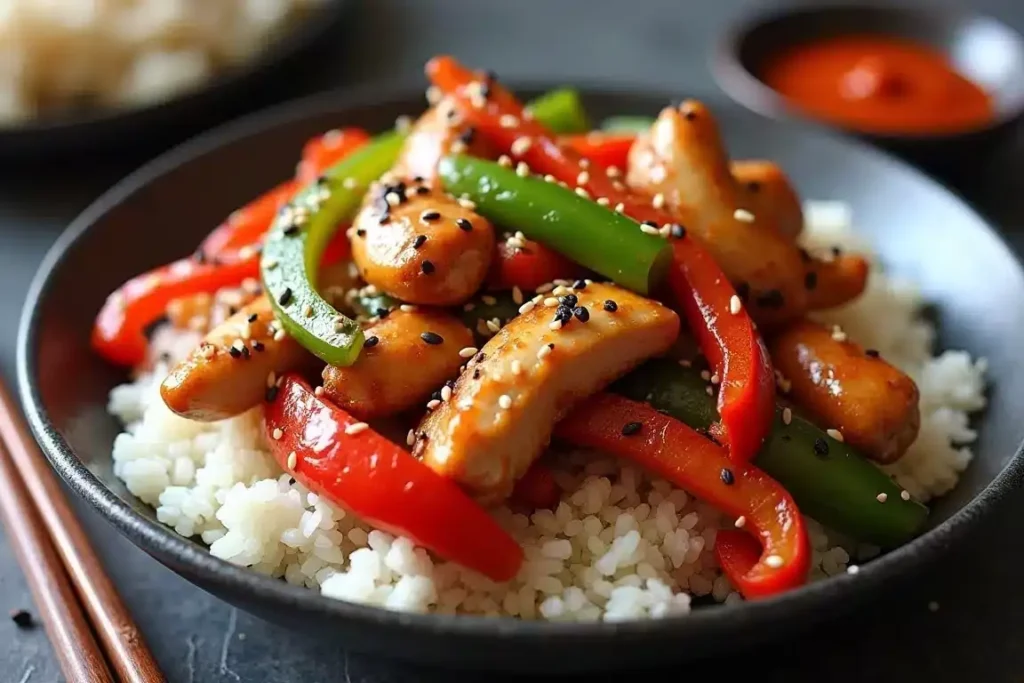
(487, 237, 587, 292)
(525, 88, 590, 134)
(556, 393, 809, 599)
(614, 359, 929, 547)
(561, 132, 635, 169)
(427, 56, 773, 464)
(261, 132, 405, 366)
(93, 253, 258, 367)
(511, 462, 561, 510)
(600, 115, 655, 133)
(714, 529, 765, 597)
(296, 128, 371, 184)
(200, 180, 299, 258)
(439, 155, 671, 295)
(266, 374, 523, 581)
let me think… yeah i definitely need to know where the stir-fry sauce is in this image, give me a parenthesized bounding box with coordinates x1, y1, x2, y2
(760, 36, 994, 134)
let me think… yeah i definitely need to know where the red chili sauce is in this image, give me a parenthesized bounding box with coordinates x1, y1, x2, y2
(760, 36, 994, 135)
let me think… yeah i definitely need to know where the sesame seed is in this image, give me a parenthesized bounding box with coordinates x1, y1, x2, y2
(228, 346, 242, 359)
(486, 319, 501, 333)
(640, 223, 660, 235)
(499, 114, 520, 128)
(804, 271, 818, 290)
(421, 260, 436, 275)
(876, 492, 888, 503)
(866, 349, 880, 358)
(303, 304, 314, 318)
(831, 326, 847, 342)
(407, 429, 416, 446)
(266, 372, 277, 388)
(764, 555, 784, 569)
(450, 140, 468, 155)
(729, 295, 742, 315)
(621, 421, 642, 436)
(606, 166, 621, 178)
(733, 208, 755, 223)
(576, 171, 590, 185)
(512, 286, 524, 305)
(734, 516, 747, 528)
(720, 468, 735, 485)
(253, 341, 265, 352)
(420, 210, 441, 222)
(421, 331, 443, 345)
(543, 174, 557, 183)
(827, 428, 844, 442)
(574, 187, 591, 199)
(458, 197, 476, 210)
(847, 565, 860, 575)
(481, 295, 497, 305)
(498, 394, 513, 409)
(596, 197, 610, 206)
(603, 300, 618, 312)
(813, 438, 829, 456)
(413, 234, 427, 249)
(498, 154, 513, 168)
(511, 360, 522, 376)
(364, 335, 379, 348)
(706, 386, 714, 396)
(573, 306, 590, 322)
(385, 192, 402, 208)
(548, 319, 564, 332)
(518, 300, 536, 315)
(782, 407, 792, 425)
(670, 224, 686, 239)
(272, 428, 283, 441)
(700, 370, 711, 381)
(426, 399, 441, 410)
(286, 451, 297, 469)
(652, 193, 665, 209)
(459, 346, 478, 358)
(710, 373, 720, 385)
(543, 297, 559, 307)
(614, 202, 626, 213)
(345, 422, 370, 436)
(901, 490, 911, 501)
(400, 304, 417, 313)
(440, 385, 452, 402)
(314, 386, 324, 397)
(537, 344, 553, 360)
(277, 288, 293, 306)
(455, 217, 473, 232)
(515, 162, 530, 177)
(248, 313, 259, 323)
(342, 177, 358, 190)
(265, 385, 279, 402)
(511, 136, 533, 156)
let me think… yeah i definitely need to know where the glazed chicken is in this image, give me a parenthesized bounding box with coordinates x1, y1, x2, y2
(414, 282, 680, 501)
(390, 95, 499, 182)
(770, 319, 920, 464)
(730, 160, 803, 242)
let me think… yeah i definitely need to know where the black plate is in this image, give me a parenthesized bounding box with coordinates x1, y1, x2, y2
(0, 0, 352, 158)
(16, 85, 1024, 672)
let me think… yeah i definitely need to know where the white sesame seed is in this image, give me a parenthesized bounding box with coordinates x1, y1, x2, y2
(876, 492, 888, 503)
(543, 174, 557, 183)
(551, 286, 573, 297)
(518, 301, 536, 315)
(426, 85, 441, 104)
(400, 304, 417, 313)
(705, 386, 714, 396)
(652, 193, 665, 209)
(710, 373, 721, 385)
(543, 297, 559, 307)
(463, 303, 475, 312)
(640, 224, 660, 235)
(827, 428, 844, 442)
(596, 197, 610, 206)
(498, 394, 512, 409)
(476, 319, 491, 337)
(407, 429, 416, 446)
(499, 114, 520, 128)
(831, 325, 848, 342)
(394, 115, 412, 133)
(273, 330, 287, 342)
(480, 295, 497, 305)
(679, 359, 692, 367)
(286, 451, 297, 469)
(314, 386, 324, 397)
(537, 344, 553, 360)
(449, 140, 468, 155)
(847, 565, 860, 575)
(272, 428, 283, 441)
(549, 320, 563, 331)
(576, 171, 590, 185)
(536, 282, 555, 294)
(512, 286, 524, 305)
(579, 158, 590, 169)
(733, 208, 755, 223)
(574, 186, 591, 199)
(700, 370, 711, 381)
(729, 295, 742, 315)
(342, 177, 358, 190)
(440, 385, 452, 402)
(515, 162, 530, 177)
(458, 197, 476, 210)
(266, 372, 277, 388)
(901, 490, 911, 501)
(606, 165, 621, 178)
(511, 137, 533, 156)
(486, 319, 501, 333)
(782, 407, 792, 425)
(765, 555, 784, 568)
(459, 346, 478, 358)
(345, 422, 370, 436)
(426, 399, 441, 410)
(734, 515, 747, 528)
(385, 192, 402, 207)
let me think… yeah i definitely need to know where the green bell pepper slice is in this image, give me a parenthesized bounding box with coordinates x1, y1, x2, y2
(525, 88, 590, 134)
(600, 115, 655, 133)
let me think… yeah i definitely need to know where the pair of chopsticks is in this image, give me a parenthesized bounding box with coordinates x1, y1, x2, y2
(0, 377, 165, 683)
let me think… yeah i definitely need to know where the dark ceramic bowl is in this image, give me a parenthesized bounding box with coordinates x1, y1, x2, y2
(17, 85, 1024, 672)
(0, 0, 352, 158)
(712, 2, 1024, 169)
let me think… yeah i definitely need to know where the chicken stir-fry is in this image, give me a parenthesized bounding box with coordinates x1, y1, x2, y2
(94, 58, 929, 599)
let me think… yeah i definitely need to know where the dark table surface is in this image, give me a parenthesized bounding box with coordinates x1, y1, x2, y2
(2, 1, 1023, 681)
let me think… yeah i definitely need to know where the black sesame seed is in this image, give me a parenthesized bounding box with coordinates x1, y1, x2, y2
(813, 438, 830, 457)
(158, 352, 172, 363)
(479, 81, 491, 98)
(278, 288, 293, 306)
(621, 421, 643, 436)
(553, 306, 573, 324)
(798, 248, 812, 263)
(804, 271, 818, 290)
(747, 181, 761, 193)
(484, 69, 498, 83)
(378, 214, 390, 225)
(669, 223, 686, 239)
(421, 210, 441, 222)
(364, 336, 380, 348)
(832, 246, 842, 257)
(458, 127, 476, 146)
(253, 341, 265, 352)
(720, 468, 735, 485)
(356, 228, 367, 237)
(413, 234, 427, 249)
(193, 247, 207, 264)
(421, 331, 444, 345)
(10, 610, 33, 628)
(866, 349, 880, 358)
(375, 307, 390, 319)
(421, 260, 436, 275)
(228, 346, 242, 358)
(573, 279, 587, 290)
(227, 306, 238, 317)
(416, 186, 431, 196)
(265, 385, 279, 402)
(288, 477, 296, 485)
(413, 175, 425, 183)
(456, 218, 473, 232)
(431, 390, 442, 401)
(603, 299, 618, 312)
(473, 368, 482, 379)
(282, 223, 300, 237)
(248, 313, 258, 323)
(573, 306, 590, 322)
(641, 220, 658, 228)
(241, 345, 251, 359)
(558, 294, 578, 308)
(444, 379, 455, 388)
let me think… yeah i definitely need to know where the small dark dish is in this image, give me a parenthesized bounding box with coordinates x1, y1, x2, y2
(17, 86, 1024, 672)
(712, 2, 1024, 166)
(0, 0, 352, 158)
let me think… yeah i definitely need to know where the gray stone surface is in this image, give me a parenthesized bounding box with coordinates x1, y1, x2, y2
(0, 1, 1022, 680)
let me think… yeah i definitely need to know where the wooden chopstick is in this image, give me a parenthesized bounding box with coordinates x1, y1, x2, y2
(0, 378, 165, 683)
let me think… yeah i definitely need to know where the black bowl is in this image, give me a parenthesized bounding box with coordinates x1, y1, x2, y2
(0, 0, 353, 158)
(712, 2, 1024, 170)
(17, 85, 1024, 672)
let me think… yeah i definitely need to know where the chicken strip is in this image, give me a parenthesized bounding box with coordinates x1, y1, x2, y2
(627, 102, 867, 324)
(731, 160, 803, 242)
(391, 96, 498, 182)
(414, 283, 680, 502)
(350, 184, 495, 306)
(161, 296, 316, 421)
(322, 309, 474, 421)
(769, 319, 920, 464)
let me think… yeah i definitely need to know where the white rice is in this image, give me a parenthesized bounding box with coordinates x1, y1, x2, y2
(107, 202, 986, 620)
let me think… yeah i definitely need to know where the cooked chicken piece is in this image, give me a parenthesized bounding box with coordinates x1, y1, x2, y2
(161, 296, 316, 421)
(350, 184, 495, 306)
(803, 250, 870, 311)
(391, 96, 499, 182)
(731, 160, 803, 242)
(769, 319, 919, 464)
(627, 103, 867, 324)
(414, 283, 680, 502)
(322, 309, 473, 421)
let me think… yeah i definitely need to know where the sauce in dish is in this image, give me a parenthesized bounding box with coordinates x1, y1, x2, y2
(760, 36, 994, 134)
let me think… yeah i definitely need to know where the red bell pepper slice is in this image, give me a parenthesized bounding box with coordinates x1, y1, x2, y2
(555, 393, 809, 599)
(200, 180, 299, 259)
(92, 252, 259, 367)
(714, 529, 770, 600)
(427, 55, 774, 463)
(265, 374, 524, 582)
(561, 132, 635, 170)
(295, 128, 372, 185)
(510, 462, 561, 511)
(487, 237, 587, 292)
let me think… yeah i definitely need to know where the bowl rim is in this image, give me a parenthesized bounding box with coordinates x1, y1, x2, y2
(17, 81, 1024, 643)
(710, 0, 1024, 141)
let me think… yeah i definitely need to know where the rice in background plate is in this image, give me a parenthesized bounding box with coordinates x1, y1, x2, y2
(107, 201, 986, 621)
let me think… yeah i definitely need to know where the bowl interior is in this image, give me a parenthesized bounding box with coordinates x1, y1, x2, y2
(17, 87, 1024, 667)
(724, 3, 1024, 129)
